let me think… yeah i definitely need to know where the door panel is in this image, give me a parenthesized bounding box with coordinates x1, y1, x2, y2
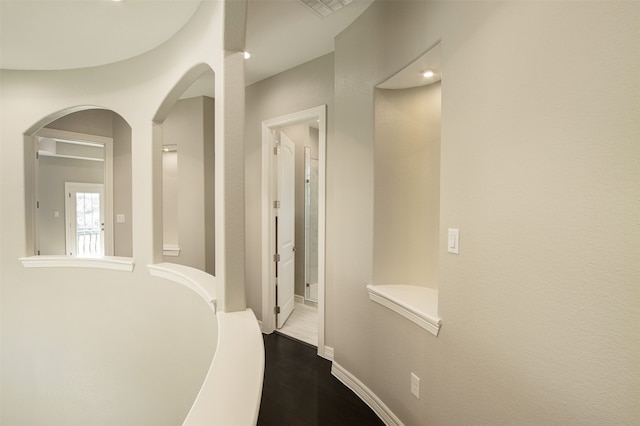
(276, 134, 295, 328)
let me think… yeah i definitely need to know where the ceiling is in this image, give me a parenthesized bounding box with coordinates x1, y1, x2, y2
(0, 0, 374, 89)
(0, 0, 202, 71)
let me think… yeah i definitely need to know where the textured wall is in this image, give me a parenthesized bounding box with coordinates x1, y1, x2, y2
(332, 1, 639, 424)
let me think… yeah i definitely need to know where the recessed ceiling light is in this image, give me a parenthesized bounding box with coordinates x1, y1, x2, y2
(423, 69, 435, 78)
(244, 51, 251, 60)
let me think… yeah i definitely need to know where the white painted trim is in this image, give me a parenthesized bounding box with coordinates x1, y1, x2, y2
(322, 345, 334, 361)
(261, 121, 275, 334)
(20, 255, 134, 271)
(366, 284, 441, 336)
(145, 262, 263, 426)
(183, 309, 264, 426)
(294, 294, 305, 304)
(331, 362, 404, 426)
(147, 263, 216, 311)
(38, 152, 104, 162)
(162, 244, 182, 257)
(35, 128, 112, 146)
(261, 105, 327, 358)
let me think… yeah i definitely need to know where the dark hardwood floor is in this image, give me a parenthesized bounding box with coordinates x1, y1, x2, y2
(258, 333, 385, 426)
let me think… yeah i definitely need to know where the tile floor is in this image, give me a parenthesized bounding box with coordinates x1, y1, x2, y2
(278, 300, 318, 347)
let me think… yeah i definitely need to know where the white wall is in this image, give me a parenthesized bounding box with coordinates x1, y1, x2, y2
(331, 1, 639, 424)
(0, 0, 247, 422)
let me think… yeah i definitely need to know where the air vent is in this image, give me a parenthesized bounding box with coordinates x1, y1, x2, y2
(299, 0, 352, 18)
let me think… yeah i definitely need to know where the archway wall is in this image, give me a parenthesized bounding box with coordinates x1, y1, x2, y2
(0, 0, 248, 423)
(4, 0, 226, 265)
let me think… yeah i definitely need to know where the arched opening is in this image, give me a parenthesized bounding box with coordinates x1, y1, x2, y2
(153, 64, 215, 274)
(24, 107, 133, 258)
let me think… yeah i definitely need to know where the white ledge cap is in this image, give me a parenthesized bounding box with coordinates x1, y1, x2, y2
(147, 263, 216, 310)
(20, 255, 135, 271)
(367, 284, 441, 336)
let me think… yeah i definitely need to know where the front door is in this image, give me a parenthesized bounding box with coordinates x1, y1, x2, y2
(276, 133, 295, 328)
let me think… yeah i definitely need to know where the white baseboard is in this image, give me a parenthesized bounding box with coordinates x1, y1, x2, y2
(322, 345, 334, 361)
(331, 362, 403, 426)
(294, 294, 305, 304)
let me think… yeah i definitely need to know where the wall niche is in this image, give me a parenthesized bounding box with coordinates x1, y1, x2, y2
(157, 67, 215, 275)
(369, 42, 442, 336)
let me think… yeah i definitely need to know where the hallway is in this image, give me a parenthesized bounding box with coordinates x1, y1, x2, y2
(258, 333, 383, 426)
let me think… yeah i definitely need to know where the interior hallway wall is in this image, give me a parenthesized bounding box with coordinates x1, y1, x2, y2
(332, 1, 639, 424)
(161, 96, 215, 273)
(244, 53, 334, 339)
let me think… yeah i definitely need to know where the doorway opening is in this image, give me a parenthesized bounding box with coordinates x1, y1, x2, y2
(261, 105, 328, 358)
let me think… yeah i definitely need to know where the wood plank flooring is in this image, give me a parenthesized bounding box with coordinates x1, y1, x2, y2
(258, 333, 384, 426)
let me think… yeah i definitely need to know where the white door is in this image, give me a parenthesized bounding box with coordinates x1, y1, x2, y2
(276, 133, 295, 328)
(65, 182, 105, 257)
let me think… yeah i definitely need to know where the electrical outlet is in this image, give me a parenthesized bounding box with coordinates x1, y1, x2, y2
(411, 373, 420, 399)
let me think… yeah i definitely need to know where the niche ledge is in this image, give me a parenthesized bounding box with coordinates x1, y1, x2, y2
(163, 244, 181, 257)
(20, 255, 135, 271)
(366, 284, 441, 336)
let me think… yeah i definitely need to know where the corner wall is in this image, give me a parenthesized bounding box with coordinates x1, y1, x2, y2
(332, 1, 639, 424)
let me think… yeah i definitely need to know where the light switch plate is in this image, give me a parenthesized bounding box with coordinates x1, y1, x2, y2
(411, 373, 420, 399)
(448, 228, 459, 254)
(116, 214, 125, 223)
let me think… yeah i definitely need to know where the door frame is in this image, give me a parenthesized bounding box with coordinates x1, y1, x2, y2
(275, 133, 296, 329)
(261, 105, 327, 358)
